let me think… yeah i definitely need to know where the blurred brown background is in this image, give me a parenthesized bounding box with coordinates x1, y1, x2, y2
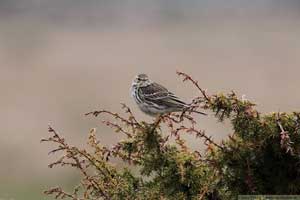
(1, 1, 300, 199)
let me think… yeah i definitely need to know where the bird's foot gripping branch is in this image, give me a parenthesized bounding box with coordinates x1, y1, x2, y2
(42, 72, 300, 200)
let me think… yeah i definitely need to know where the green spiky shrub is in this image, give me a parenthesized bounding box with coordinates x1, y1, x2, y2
(42, 72, 300, 200)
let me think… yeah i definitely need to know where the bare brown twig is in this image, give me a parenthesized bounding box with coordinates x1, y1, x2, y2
(171, 126, 224, 150)
(176, 71, 210, 102)
(42, 126, 111, 200)
(85, 109, 140, 128)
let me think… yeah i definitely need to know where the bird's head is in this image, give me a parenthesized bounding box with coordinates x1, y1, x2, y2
(132, 73, 151, 87)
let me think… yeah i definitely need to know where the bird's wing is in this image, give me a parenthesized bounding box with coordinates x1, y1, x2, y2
(139, 82, 188, 108)
(140, 82, 169, 99)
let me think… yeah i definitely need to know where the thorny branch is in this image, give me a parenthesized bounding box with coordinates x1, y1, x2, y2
(102, 120, 132, 138)
(170, 125, 224, 150)
(85, 107, 140, 128)
(44, 186, 84, 200)
(177, 71, 210, 102)
(42, 126, 111, 200)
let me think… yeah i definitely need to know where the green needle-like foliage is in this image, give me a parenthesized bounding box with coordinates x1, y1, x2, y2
(42, 72, 300, 200)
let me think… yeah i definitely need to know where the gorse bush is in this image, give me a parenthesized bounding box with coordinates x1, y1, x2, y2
(42, 72, 300, 200)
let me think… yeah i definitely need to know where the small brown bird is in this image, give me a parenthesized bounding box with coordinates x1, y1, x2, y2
(131, 74, 206, 116)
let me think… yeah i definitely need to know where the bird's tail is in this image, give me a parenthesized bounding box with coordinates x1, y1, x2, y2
(192, 110, 207, 115)
(168, 97, 207, 116)
(183, 105, 207, 116)
(185, 103, 207, 115)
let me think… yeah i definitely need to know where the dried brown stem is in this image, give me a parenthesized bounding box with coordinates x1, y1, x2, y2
(176, 71, 210, 102)
(173, 126, 224, 150)
(85, 109, 140, 128)
(42, 126, 111, 200)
